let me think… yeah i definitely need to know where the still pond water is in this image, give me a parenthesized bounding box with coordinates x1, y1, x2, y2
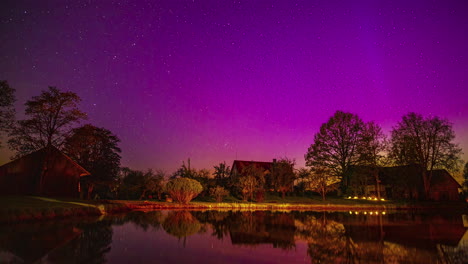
(0, 210, 467, 263)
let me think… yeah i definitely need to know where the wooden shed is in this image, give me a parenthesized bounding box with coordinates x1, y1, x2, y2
(0, 146, 90, 198)
(427, 170, 462, 201)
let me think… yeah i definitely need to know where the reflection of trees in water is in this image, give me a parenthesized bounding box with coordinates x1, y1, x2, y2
(0, 218, 113, 264)
(47, 220, 113, 264)
(193, 211, 297, 250)
(124, 210, 164, 231)
(162, 211, 201, 239)
(0, 210, 465, 263)
(295, 212, 354, 263)
(192, 210, 230, 240)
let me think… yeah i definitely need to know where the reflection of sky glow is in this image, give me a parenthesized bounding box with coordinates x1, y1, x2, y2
(1, 1, 467, 172)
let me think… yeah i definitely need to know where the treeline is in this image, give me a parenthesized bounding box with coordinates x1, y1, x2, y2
(304, 110, 466, 200)
(0, 82, 123, 198)
(0, 82, 467, 202)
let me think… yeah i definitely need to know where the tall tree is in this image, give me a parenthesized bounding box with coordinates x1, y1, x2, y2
(63, 124, 121, 184)
(234, 164, 265, 201)
(463, 162, 468, 199)
(308, 166, 340, 201)
(270, 158, 296, 198)
(357, 121, 387, 198)
(139, 169, 166, 200)
(171, 158, 197, 179)
(0, 80, 16, 147)
(295, 168, 311, 195)
(213, 161, 231, 186)
(8, 87, 86, 156)
(305, 111, 365, 190)
(390, 112, 462, 198)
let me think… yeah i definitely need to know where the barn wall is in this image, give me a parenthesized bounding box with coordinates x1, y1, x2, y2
(40, 151, 82, 198)
(0, 147, 86, 198)
(0, 152, 44, 195)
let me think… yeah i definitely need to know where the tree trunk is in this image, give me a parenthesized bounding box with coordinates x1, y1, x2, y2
(422, 169, 431, 200)
(139, 189, 147, 200)
(374, 169, 381, 199)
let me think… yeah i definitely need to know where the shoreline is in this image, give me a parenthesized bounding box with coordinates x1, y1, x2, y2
(1, 198, 466, 223)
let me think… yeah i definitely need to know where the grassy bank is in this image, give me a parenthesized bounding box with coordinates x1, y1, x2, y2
(0, 195, 466, 223)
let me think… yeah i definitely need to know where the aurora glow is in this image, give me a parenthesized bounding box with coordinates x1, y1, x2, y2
(1, 0, 467, 173)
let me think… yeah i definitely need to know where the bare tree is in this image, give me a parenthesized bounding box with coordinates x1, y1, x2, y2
(213, 161, 231, 186)
(357, 121, 388, 198)
(390, 113, 462, 198)
(270, 158, 296, 198)
(308, 166, 340, 201)
(8, 87, 86, 156)
(235, 164, 265, 201)
(305, 111, 365, 190)
(0, 80, 16, 147)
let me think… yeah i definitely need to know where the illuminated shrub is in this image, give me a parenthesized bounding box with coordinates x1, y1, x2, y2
(165, 178, 203, 204)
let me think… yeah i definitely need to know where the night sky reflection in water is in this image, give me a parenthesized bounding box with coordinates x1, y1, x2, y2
(0, 210, 466, 263)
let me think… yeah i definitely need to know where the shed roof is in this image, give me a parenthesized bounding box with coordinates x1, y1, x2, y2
(0, 145, 90, 177)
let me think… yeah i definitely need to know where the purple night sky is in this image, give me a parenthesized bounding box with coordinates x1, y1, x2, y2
(1, 0, 467, 174)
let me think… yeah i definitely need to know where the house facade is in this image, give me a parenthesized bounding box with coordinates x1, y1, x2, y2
(348, 165, 461, 201)
(0, 146, 90, 198)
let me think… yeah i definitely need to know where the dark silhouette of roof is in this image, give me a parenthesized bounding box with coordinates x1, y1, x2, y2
(0, 145, 90, 197)
(0, 145, 90, 176)
(231, 160, 274, 174)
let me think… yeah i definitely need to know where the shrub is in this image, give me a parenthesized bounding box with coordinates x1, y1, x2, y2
(210, 186, 230, 202)
(165, 178, 203, 204)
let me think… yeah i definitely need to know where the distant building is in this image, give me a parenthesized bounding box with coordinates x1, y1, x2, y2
(348, 165, 461, 201)
(0, 146, 90, 198)
(230, 159, 275, 177)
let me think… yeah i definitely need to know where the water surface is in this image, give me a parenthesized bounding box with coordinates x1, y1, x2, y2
(0, 210, 467, 263)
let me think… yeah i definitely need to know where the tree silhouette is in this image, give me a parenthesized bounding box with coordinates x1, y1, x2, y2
(305, 111, 366, 192)
(390, 113, 462, 198)
(213, 161, 231, 186)
(0, 80, 16, 148)
(63, 124, 121, 198)
(270, 158, 296, 198)
(8, 87, 86, 156)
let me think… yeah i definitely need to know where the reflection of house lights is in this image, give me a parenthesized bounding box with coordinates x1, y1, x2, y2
(380, 198, 385, 201)
(355, 211, 358, 214)
(382, 212, 386, 215)
(364, 212, 367, 214)
(370, 212, 373, 215)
